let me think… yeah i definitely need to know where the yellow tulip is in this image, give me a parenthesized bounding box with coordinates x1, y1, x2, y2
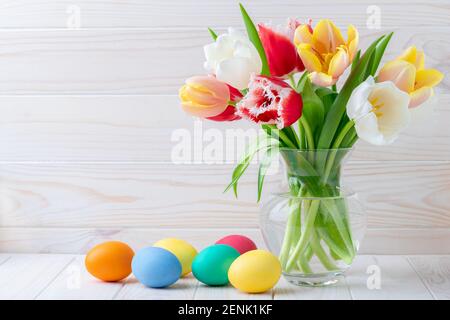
(377, 46, 444, 108)
(294, 19, 358, 87)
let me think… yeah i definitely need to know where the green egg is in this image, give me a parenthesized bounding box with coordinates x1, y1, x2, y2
(192, 244, 240, 286)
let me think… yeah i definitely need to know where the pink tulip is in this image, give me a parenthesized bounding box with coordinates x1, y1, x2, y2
(207, 85, 243, 121)
(179, 76, 231, 118)
(237, 75, 302, 128)
(258, 20, 305, 78)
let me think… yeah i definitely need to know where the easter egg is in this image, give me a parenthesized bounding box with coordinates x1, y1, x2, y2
(132, 247, 182, 288)
(215, 234, 257, 254)
(228, 250, 281, 293)
(85, 241, 134, 282)
(192, 244, 240, 286)
(154, 238, 197, 276)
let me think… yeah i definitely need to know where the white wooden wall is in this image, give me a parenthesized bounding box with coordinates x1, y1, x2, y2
(0, 0, 449, 254)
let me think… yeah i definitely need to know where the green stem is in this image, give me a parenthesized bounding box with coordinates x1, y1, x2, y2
(300, 117, 315, 150)
(298, 246, 313, 274)
(322, 121, 354, 184)
(310, 231, 338, 271)
(277, 128, 297, 149)
(263, 125, 297, 149)
(279, 186, 303, 268)
(288, 74, 297, 90)
(298, 122, 306, 149)
(332, 120, 354, 149)
(279, 199, 300, 268)
(285, 199, 320, 271)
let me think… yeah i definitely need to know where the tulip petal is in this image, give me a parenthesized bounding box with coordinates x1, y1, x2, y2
(346, 24, 359, 60)
(409, 86, 434, 108)
(346, 77, 376, 120)
(207, 105, 241, 121)
(328, 47, 349, 78)
(179, 76, 230, 118)
(312, 19, 345, 54)
(397, 46, 427, 70)
(203, 28, 262, 90)
(181, 99, 228, 118)
(297, 43, 322, 72)
(309, 71, 336, 87)
(294, 24, 313, 46)
(349, 78, 411, 146)
(216, 57, 257, 90)
(414, 50, 425, 70)
(185, 76, 230, 102)
(397, 46, 417, 66)
(355, 113, 389, 145)
(415, 69, 444, 89)
(378, 60, 416, 92)
(259, 23, 303, 77)
(369, 81, 411, 140)
(236, 75, 302, 128)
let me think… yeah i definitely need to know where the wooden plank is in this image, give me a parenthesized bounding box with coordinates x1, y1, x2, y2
(115, 274, 197, 300)
(0, 254, 11, 265)
(0, 254, 73, 299)
(0, 227, 449, 256)
(408, 256, 450, 300)
(346, 255, 434, 299)
(0, 161, 449, 229)
(194, 283, 272, 300)
(0, 0, 448, 28)
(273, 276, 351, 300)
(0, 27, 447, 94)
(0, 228, 265, 254)
(1, 95, 449, 161)
(36, 255, 123, 300)
(0, 254, 447, 300)
(362, 229, 450, 255)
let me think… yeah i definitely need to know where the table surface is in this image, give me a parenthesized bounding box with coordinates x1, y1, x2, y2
(0, 254, 449, 300)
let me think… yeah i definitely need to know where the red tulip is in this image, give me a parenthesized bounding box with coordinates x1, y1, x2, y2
(237, 75, 302, 128)
(258, 20, 305, 77)
(207, 85, 243, 121)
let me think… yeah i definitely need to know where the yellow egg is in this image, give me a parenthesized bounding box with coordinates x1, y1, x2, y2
(228, 250, 281, 293)
(154, 238, 198, 276)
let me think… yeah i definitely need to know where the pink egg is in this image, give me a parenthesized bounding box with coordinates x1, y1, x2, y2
(215, 235, 257, 254)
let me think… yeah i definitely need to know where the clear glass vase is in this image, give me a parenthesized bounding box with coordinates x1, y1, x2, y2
(259, 148, 366, 286)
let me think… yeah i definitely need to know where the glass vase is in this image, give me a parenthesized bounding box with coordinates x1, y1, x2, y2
(260, 148, 366, 286)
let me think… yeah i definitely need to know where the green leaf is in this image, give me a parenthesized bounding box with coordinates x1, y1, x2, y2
(317, 34, 390, 150)
(296, 72, 309, 92)
(300, 78, 325, 138)
(257, 147, 279, 202)
(208, 27, 218, 41)
(239, 3, 270, 76)
(351, 50, 361, 72)
(224, 135, 278, 197)
(369, 32, 393, 76)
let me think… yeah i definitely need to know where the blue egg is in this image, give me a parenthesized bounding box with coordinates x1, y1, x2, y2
(132, 247, 182, 288)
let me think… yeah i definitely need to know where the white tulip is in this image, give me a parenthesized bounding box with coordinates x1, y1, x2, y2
(346, 77, 411, 145)
(204, 28, 262, 90)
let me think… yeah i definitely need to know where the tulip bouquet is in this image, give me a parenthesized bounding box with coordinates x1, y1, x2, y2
(179, 4, 443, 280)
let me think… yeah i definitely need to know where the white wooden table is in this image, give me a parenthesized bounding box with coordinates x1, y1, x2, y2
(0, 254, 448, 300)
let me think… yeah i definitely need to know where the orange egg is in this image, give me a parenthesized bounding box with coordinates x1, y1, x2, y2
(85, 241, 134, 282)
